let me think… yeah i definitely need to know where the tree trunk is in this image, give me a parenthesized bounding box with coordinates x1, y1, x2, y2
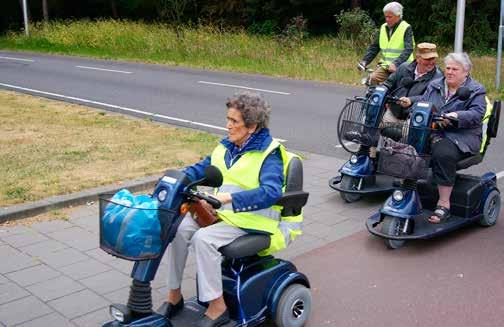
(42, 0, 49, 21)
(110, 0, 119, 19)
(351, 0, 362, 8)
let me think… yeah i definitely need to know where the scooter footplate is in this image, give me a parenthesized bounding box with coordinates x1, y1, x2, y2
(367, 211, 481, 240)
(329, 174, 396, 195)
(169, 300, 237, 327)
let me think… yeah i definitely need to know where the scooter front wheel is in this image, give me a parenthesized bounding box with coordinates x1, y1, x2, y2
(339, 175, 362, 203)
(274, 284, 312, 327)
(381, 216, 406, 249)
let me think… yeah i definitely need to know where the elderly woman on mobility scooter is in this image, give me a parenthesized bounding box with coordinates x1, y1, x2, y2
(159, 92, 301, 327)
(419, 52, 487, 224)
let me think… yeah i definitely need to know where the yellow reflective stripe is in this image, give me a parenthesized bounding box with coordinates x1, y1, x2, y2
(480, 97, 493, 153)
(217, 184, 281, 220)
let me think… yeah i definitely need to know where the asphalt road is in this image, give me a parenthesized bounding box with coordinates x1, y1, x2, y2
(1, 50, 503, 178)
(296, 209, 504, 327)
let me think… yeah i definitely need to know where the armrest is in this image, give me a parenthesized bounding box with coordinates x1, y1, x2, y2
(275, 191, 309, 208)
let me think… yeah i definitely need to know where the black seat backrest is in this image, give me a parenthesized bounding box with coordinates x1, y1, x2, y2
(281, 157, 304, 217)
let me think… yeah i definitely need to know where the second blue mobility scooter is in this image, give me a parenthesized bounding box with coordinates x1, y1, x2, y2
(99, 157, 311, 326)
(366, 92, 501, 249)
(329, 79, 414, 202)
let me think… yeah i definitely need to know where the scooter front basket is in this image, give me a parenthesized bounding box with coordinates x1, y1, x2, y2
(99, 193, 175, 261)
(339, 98, 382, 147)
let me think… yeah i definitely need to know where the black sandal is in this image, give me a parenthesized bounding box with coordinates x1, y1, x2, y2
(428, 205, 450, 224)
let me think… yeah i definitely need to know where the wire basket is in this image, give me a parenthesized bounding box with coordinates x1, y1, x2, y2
(99, 194, 176, 261)
(338, 98, 382, 147)
(377, 123, 432, 180)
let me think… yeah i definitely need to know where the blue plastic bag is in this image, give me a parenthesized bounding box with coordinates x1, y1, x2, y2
(101, 189, 162, 260)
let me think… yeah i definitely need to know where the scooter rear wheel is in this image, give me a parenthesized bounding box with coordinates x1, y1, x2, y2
(479, 189, 501, 227)
(339, 175, 362, 203)
(274, 284, 312, 327)
(381, 216, 406, 249)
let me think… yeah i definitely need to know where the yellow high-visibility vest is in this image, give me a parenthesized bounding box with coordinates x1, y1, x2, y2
(211, 139, 303, 255)
(379, 21, 414, 66)
(480, 96, 493, 153)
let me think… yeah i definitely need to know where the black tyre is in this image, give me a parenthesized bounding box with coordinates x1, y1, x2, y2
(274, 284, 312, 327)
(339, 175, 362, 203)
(381, 216, 406, 249)
(479, 190, 501, 227)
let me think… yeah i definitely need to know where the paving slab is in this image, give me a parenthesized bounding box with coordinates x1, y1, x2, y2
(30, 219, 74, 234)
(16, 312, 74, 327)
(58, 258, 113, 280)
(0, 296, 53, 326)
(0, 231, 49, 248)
(19, 239, 69, 257)
(0, 282, 30, 305)
(0, 245, 40, 274)
(5, 264, 61, 287)
(26, 275, 85, 301)
(79, 270, 131, 295)
(48, 289, 109, 319)
(37, 247, 90, 268)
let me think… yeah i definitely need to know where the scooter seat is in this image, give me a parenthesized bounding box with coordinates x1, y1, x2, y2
(218, 234, 270, 259)
(456, 154, 482, 170)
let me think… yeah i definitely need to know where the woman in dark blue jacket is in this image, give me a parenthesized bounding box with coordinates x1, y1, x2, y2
(421, 52, 487, 223)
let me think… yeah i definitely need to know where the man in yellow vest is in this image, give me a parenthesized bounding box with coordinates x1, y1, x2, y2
(359, 2, 415, 85)
(159, 92, 303, 327)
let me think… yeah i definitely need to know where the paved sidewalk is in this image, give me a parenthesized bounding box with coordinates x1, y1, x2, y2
(0, 152, 385, 327)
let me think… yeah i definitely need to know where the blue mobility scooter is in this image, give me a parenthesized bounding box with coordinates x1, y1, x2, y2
(99, 158, 311, 326)
(329, 79, 414, 202)
(366, 95, 501, 249)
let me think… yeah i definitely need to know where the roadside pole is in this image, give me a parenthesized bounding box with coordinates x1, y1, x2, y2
(454, 0, 465, 52)
(497, 0, 503, 90)
(22, 0, 29, 36)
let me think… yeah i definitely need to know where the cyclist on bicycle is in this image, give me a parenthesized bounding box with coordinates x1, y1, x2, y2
(358, 2, 415, 85)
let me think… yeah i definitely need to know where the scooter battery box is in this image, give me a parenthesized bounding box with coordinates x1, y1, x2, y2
(450, 174, 485, 217)
(419, 174, 484, 217)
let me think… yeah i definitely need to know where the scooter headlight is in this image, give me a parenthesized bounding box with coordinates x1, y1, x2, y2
(350, 155, 358, 164)
(157, 189, 167, 202)
(392, 190, 404, 202)
(110, 305, 125, 322)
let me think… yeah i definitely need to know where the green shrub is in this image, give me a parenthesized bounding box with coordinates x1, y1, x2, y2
(335, 8, 376, 50)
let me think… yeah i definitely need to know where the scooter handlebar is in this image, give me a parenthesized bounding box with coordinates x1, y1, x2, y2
(189, 190, 222, 209)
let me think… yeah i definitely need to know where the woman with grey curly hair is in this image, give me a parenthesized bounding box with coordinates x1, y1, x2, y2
(160, 91, 287, 327)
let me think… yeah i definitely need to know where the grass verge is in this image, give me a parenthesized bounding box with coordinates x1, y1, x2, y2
(0, 89, 218, 207)
(1, 20, 501, 98)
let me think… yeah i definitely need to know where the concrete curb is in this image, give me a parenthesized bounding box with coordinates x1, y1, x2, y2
(0, 175, 160, 224)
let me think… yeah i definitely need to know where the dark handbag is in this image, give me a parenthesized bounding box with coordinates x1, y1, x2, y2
(190, 199, 218, 227)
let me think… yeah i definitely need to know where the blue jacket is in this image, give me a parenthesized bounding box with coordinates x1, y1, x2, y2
(421, 76, 486, 154)
(183, 128, 284, 212)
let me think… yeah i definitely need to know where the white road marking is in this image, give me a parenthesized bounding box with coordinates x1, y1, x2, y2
(0, 56, 34, 62)
(496, 171, 504, 180)
(76, 65, 133, 74)
(0, 82, 288, 143)
(197, 81, 291, 95)
(334, 142, 355, 148)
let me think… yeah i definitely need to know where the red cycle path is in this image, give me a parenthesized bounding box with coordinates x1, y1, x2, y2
(295, 212, 504, 327)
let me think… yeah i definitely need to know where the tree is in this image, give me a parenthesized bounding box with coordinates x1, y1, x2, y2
(42, 0, 49, 21)
(158, 0, 193, 39)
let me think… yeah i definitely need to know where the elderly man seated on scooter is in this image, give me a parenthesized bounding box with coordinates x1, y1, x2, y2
(420, 52, 487, 224)
(158, 91, 293, 327)
(381, 42, 443, 123)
